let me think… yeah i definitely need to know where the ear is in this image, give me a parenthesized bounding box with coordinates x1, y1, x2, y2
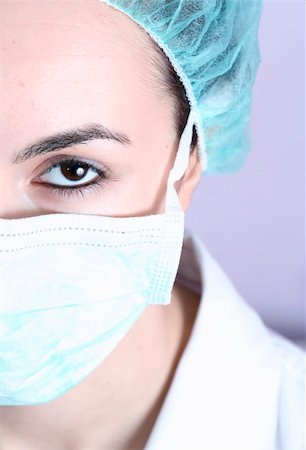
(175, 145, 202, 211)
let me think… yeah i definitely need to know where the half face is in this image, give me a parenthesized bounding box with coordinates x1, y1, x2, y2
(0, 1, 179, 218)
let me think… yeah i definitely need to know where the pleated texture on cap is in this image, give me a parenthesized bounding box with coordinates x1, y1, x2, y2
(100, 0, 263, 175)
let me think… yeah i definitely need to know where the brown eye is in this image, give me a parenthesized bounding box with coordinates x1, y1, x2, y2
(37, 158, 101, 187)
(60, 161, 89, 182)
(32, 156, 110, 199)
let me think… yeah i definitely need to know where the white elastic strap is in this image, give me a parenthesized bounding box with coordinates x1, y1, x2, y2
(165, 109, 196, 212)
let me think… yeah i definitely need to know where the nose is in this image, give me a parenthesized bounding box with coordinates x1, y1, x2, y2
(0, 209, 41, 220)
(0, 161, 48, 219)
(0, 183, 43, 220)
(0, 201, 41, 220)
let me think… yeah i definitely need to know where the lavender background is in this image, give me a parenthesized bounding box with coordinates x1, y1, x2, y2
(186, 0, 305, 342)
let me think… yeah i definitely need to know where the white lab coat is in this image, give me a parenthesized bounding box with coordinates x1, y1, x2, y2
(144, 229, 305, 450)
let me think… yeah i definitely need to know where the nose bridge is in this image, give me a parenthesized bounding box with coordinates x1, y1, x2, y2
(0, 192, 43, 219)
(0, 175, 36, 220)
(1, 152, 46, 217)
(0, 210, 34, 220)
(0, 203, 35, 220)
(0, 178, 18, 220)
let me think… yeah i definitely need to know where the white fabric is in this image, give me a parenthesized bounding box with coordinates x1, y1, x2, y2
(144, 229, 305, 450)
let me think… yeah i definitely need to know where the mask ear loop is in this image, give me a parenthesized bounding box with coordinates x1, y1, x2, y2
(165, 109, 196, 213)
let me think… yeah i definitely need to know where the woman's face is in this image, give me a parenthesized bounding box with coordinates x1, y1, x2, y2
(1, 1, 195, 219)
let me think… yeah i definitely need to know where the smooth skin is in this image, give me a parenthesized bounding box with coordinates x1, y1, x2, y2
(0, 1, 202, 449)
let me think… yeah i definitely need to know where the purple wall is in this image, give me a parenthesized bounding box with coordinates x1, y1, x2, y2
(186, 0, 305, 341)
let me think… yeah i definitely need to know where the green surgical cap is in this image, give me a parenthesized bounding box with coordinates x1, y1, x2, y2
(100, 0, 263, 175)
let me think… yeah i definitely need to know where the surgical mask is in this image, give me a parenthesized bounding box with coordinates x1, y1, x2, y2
(0, 109, 200, 406)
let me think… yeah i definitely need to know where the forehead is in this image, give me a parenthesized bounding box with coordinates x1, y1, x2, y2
(1, 1, 146, 57)
(0, 1, 169, 159)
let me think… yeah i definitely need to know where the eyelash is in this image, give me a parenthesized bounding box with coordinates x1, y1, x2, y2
(35, 157, 110, 199)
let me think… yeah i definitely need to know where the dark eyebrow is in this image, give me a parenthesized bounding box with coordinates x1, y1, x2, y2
(13, 122, 132, 164)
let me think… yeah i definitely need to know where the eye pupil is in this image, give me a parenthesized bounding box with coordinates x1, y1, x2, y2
(61, 161, 89, 181)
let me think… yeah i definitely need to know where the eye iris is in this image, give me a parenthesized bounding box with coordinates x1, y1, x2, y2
(61, 161, 89, 181)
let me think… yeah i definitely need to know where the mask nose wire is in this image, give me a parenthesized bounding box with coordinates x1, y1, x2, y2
(165, 109, 196, 212)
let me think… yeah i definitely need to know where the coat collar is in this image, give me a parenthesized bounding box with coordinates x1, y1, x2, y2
(145, 229, 282, 449)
